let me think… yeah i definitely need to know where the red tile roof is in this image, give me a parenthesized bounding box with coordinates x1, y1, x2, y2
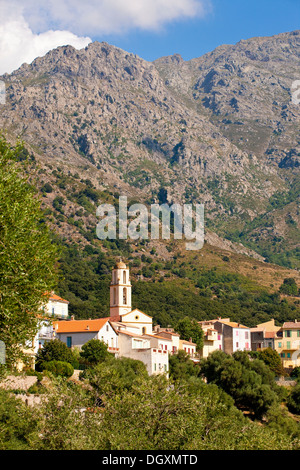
(54, 317, 110, 333)
(44, 292, 69, 304)
(282, 322, 300, 329)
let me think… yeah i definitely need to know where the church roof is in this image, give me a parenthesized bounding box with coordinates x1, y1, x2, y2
(114, 258, 127, 269)
(121, 308, 153, 320)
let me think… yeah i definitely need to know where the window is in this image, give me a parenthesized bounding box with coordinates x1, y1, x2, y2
(285, 330, 291, 337)
(287, 341, 291, 349)
(67, 337, 72, 348)
(123, 271, 126, 284)
(52, 307, 55, 314)
(123, 287, 127, 304)
(287, 353, 291, 358)
(236, 342, 239, 348)
(245, 332, 249, 339)
(113, 288, 117, 305)
(278, 342, 282, 348)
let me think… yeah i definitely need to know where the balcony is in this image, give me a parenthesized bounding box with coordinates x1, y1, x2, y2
(108, 347, 119, 354)
(38, 332, 56, 340)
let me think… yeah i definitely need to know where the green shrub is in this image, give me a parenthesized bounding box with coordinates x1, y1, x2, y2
(43, 360, 74, 378)
(287, 384, 300, 415)
(35, 339, 78, 371)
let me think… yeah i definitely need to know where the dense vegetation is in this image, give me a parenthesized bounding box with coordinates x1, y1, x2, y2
(1, 138, 299, 451)
(55, 241, 299, 329)
(1, 346, 300, 450)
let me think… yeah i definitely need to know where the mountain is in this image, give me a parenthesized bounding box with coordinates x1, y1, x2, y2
(0, 31, 299, 268)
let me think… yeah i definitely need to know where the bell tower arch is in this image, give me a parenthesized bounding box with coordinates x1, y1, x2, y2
(110, 258, 132, 318)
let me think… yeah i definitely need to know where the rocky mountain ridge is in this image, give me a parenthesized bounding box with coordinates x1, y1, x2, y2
(0, 31, 299, 268)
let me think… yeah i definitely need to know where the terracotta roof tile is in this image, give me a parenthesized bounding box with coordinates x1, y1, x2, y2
(44, 292, 69, 304)
(54, 317, 110, 333)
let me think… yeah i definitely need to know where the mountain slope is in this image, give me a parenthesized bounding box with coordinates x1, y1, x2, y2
(0, 32, 299, 268)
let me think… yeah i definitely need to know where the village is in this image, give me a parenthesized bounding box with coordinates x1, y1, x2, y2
(20, 258, 300, 377)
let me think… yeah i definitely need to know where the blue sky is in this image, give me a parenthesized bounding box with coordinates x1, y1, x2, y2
(0, 0, 299, 74)
(100, 0, 300, 61)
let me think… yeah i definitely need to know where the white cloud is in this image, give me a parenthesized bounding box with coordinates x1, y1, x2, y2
(18, 0, 212, 35)
(0, 0, 211, 74)
(0, 16, 91, 75)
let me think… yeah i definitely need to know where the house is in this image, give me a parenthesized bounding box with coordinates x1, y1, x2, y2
(117, 330, 169, 377)
(179, 339, 197, 358)
(275, 320, 300, 370)
(153, 326, 180, 354)
(250, 320, 280, 351)
(214, 320, 251, 355)
(43, 292, 69, 319)
(200, 324, 222, 359)
(143, 333, 173, 353)
(18, 293, 69, 370)
(54, 318, 119, 355)
(152, 325, 198, 359)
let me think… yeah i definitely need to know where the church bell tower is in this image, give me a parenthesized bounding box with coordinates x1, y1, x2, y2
(110, 258, 132, 319)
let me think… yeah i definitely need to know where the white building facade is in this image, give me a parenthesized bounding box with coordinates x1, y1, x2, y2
(54, 318, 118, 353)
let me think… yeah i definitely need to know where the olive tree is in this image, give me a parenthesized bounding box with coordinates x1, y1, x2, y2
(0, 136, 58, 366)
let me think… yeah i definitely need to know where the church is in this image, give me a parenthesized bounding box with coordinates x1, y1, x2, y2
(108, 258, 153, 335)
(52, 258, 183, 376)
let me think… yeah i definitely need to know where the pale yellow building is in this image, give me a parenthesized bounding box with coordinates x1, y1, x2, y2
(200, 324, 222, 359)
(275, 321, 300, 370)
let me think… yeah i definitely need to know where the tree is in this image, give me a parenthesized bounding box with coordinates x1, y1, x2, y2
(257, 347, 284, 376)
(169, 349, 200, 381)
(279, 278, 298, 296)
(287, 384, 300, 415)
(0, 388, 37, 449)
(80, 339, 110, 364)
(35, 339, 78, 371)
(0, 136, 58, 366)
(200, 350, 279, 419)
(174, 316, 204, 351)
(82, 356, 148, 399)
